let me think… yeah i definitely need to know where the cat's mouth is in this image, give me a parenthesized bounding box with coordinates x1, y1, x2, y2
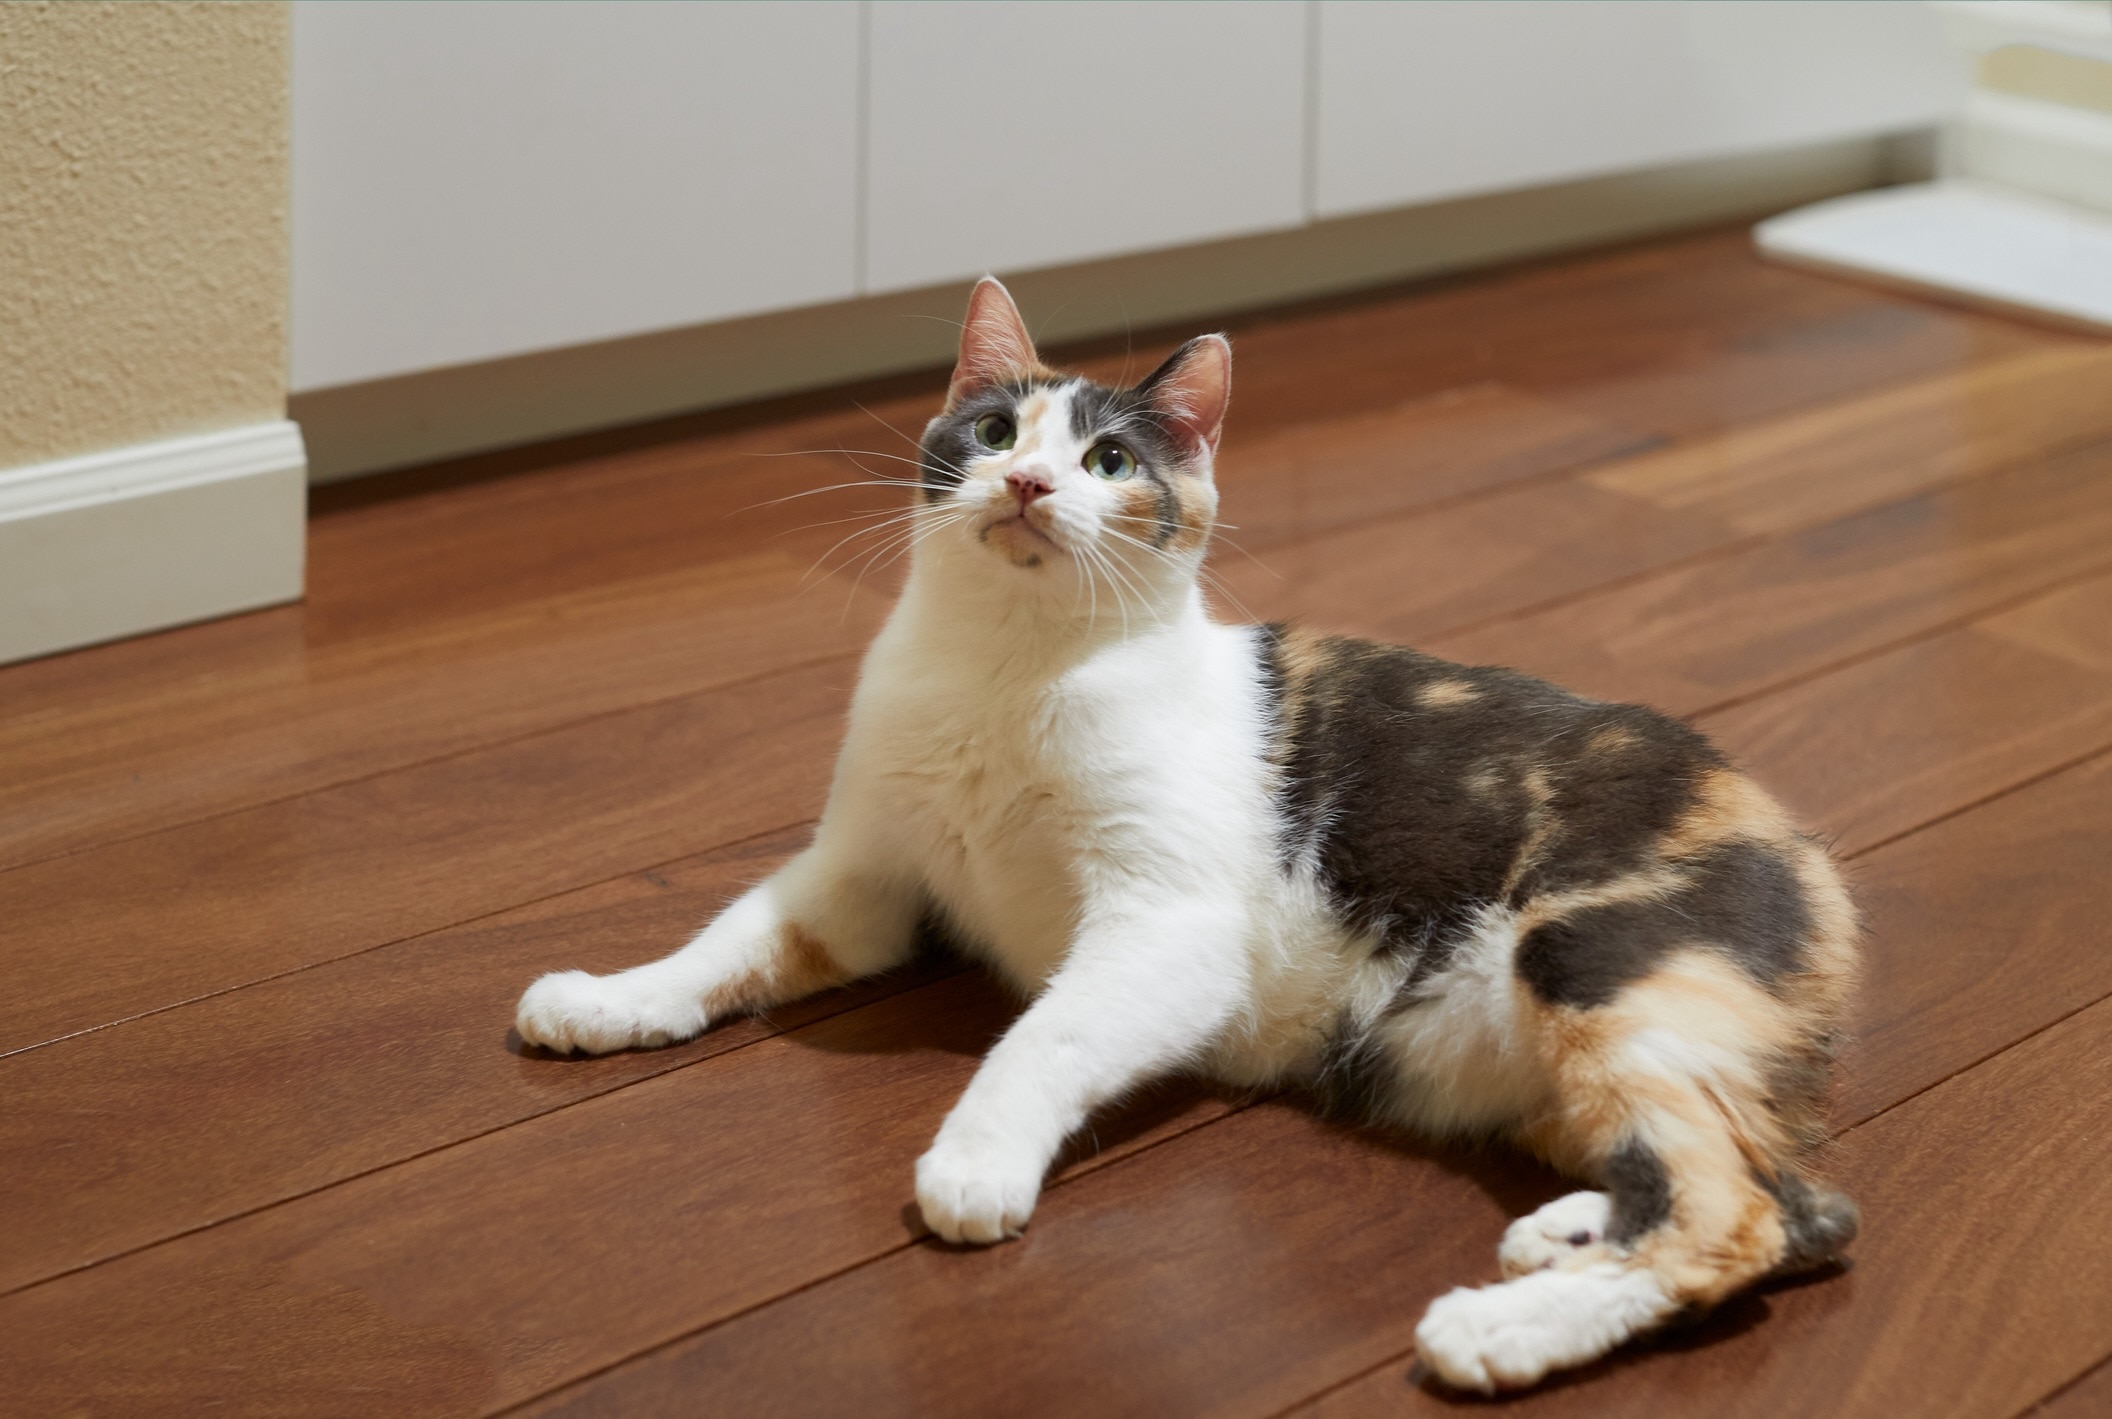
(980, 512, 1065, 562)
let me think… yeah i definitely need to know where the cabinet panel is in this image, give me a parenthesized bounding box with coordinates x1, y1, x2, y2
(865, 0, 1307, 295)
(292, 1, 861, 390)
(1315, 1, 1963, 220)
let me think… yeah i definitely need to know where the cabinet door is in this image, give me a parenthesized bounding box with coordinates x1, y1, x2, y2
(292, 1, 861, 390)
(1315, 0, 1963, 220)
(865, 0, 1307, 294)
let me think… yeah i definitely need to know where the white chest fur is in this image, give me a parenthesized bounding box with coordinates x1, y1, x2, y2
(834, 567, 1280, 993)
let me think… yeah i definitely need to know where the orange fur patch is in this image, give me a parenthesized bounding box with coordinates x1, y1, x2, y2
(1660, 768, 1802, 859)
(703, 923, 851, 1019)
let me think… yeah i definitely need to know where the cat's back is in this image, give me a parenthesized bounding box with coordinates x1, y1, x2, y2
(1255, 625, 1852, 1003)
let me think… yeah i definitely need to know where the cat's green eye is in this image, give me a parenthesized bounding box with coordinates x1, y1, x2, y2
(1084, 442, 1136, 482)
(974, 412, 1017, 451)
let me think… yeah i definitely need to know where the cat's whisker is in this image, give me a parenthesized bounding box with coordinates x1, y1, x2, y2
(732, 478, 923, 520)
(1076, 542, 1122, 636)
(750, 447, 927, 471)
(774, 504, 934, 541)
(800, 507, 944, 587)
(851, 510, 967, 603)
(774, 444, 976, 484)
(854, 401, 930, 456)
(822, 518, 937, 602)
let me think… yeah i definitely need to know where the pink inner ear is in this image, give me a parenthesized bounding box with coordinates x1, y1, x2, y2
(1147, 336, 1232, 453)
(950, 279, 1039, 404)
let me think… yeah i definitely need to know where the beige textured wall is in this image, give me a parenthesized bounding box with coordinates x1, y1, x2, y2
(0, 1, 288, 469)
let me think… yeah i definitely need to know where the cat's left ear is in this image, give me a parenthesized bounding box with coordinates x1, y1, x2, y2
(948, 277, 1041, 406)
(1138, 335, 1232, 455)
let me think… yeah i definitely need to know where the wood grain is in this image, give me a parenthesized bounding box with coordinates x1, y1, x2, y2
(1585, 344, 2112, 535)
(1836, 745, 2112, 1125)
(1217, 343, 2112, 647)
(0, 824, 951, 1294)
(0, 971, 1238, 1416)
(1431, 433, 2112, 716)
(1703, 574, 2112, 856)
(2028, 1359, 2112, 1419)
(1215, 382, 1650, 549)
(0, 657, 852, 1055)
(0, 555, 885, 872)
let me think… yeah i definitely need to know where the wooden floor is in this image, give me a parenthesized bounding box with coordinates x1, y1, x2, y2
(6, 230, 2112, 1417)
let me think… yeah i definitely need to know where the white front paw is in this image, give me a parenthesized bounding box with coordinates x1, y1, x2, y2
(514, 969, 703, 1055)
(914, 1139, 1043, 1245)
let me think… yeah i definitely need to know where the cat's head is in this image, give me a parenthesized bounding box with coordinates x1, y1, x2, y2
(914, 278, 1229, 605)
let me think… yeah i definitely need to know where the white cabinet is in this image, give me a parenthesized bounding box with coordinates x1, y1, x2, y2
(290, 1, 1966, 401)
(863, 0, 1307, 294)
(1314, 1, 1963, 219)
(291, 1, 862, 389)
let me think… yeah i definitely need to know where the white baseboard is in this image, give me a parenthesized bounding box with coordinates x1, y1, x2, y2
(0, 420, 307, 665)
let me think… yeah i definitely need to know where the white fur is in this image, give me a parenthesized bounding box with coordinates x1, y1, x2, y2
(1415, 1264, 1676, 1393)
(1364, 905, 1547, 1137)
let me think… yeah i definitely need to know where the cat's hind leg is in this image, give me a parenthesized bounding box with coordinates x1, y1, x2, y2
(515, 837, 919, 1054)
(1416, 948, 1858, 1393)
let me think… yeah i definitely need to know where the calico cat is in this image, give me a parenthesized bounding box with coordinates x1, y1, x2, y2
(516, 277, 1860, 1392)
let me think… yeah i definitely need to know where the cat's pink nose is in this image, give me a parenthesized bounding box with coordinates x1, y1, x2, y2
(1005, 468, 1055, 507)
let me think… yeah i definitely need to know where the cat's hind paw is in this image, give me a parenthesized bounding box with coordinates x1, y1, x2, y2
(1499, 1190, 1615, 1278)
(514, 970, 704, 1055)
(914, 1139, 1042, 1245)
(1415, 1264, 1676, 1393)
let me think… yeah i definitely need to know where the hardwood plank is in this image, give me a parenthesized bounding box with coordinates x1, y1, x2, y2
(1703, 575, 2112, 857)
(1214, 382, 1650, 550)
(531, 1099, 1522, 1419)
(524, 984, 2112, 1419)
(1429, 434, 2112, 716)
(1221, 346, 2112, 647)
(0, 825, 949, 1294)
(0, 656, 852, 1056)
(0, 555, 884, 872)
(1834, 746, 2112, 1125)
(0, 972, 1236, 1416)
(1583, 345, 2112, 536)
(1221, 473, 1735, 643)
(2027, 1358, 2112, 1419)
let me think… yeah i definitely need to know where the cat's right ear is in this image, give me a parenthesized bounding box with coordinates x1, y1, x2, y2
(948, 277, 1040, 407)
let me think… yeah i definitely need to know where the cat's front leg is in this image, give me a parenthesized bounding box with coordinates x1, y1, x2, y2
(515, 836, 917, 1054)
(915, 899, 1250, 1243)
